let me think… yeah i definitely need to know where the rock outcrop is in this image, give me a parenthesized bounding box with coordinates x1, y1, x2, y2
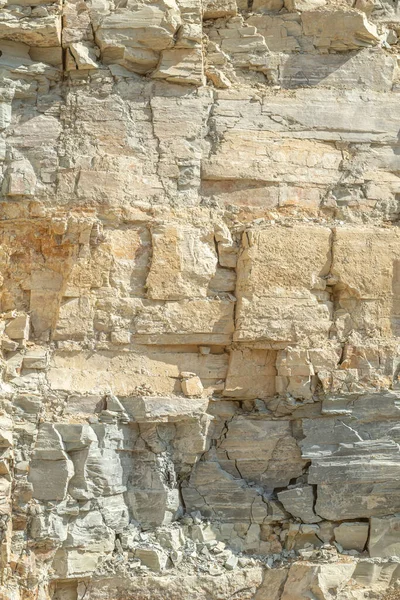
(1, 0, 400, 598)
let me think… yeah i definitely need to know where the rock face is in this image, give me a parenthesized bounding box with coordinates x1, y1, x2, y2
(2, 0, 400, 599)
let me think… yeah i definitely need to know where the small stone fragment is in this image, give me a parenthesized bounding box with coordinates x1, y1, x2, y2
(181, 374, 204, 397)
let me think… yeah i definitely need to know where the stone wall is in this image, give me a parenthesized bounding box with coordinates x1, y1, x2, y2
(1, 0, 400, 598)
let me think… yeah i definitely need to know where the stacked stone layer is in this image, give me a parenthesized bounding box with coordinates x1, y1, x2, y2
(2, 0, 400, 598)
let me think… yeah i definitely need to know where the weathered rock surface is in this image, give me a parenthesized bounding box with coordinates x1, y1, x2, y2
(2, 0, 400, 598)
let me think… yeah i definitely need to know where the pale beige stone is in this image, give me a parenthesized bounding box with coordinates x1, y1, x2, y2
(0, 12, 62, 46)
(3, 0, 400, 596)
(181, 375, 204, 396)
(235, 225, 332, 344)
(5, 315, 30, 340)
(152, 48, 204, 85)
(332, 227, 400, 338)
(203, 0, 237, 19)
(223, 348, 276, 398)
(284, 0, 326, 11)
(6, 159, 36, 197)
(146, 224, 217, 300)
(135, 547, 168, 571)
(301, 9, 380, 51)
(67, 42, 99, 70)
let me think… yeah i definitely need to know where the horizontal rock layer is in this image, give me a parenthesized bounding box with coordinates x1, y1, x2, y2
(1, 0, 400, 598)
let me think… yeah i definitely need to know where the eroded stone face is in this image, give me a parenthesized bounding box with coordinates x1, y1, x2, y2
(2, 0, 400, 598)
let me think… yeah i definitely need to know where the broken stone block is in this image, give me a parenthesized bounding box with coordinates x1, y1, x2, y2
(203, 0, 237, 19)
(0, 12, 62, 46)
(29, 46, 63, 66)
(65, 511, 115, 554)
(110, 330, 131, 345)
(134, 298, 234, 345)
(6, 160, 36, 197)
(216, 415, 305, 489)
(1, 337, 19, 352)
(127, 485, 180, 530)
(223, 349, 276, 399)
(123, 396, 209, 422)
(146, 224, 217, 301)
(5, 353, 24, 379)
(67, 42, 99, 70)
(22, 350, 48, 370)
(301, 9, 380, 51)
(95, 0, 181, 74)
(206, 67, 231, 89)
(277, 486, 321, 524)
(0, 103, 12, 130)
(105, 394, 126, 413)
(285, 523, 322, 550)
(307, 439, 400, 520)
(5, 315, 30, 340)
(28, 424, 74, 501)
(156, 528, 185, 551)
(224, 552, 238, 570)
(54, 297, 94, 340)
(254, 568, 288, 600)
(334, 522, 368, 553)
(281, 562, 356, 600)
(53, 548, 103, 578)
(30, 512, 68, 544)
(135, 547, 168, 571)
(369, 516, 400, 557)
(234, 226, 332, 344)
(181, 374, 204, 397)
(152, 48, 204, 86)
(183, 460, 282, 524)
(284, 0, 326, 10)
(0, 417, 13, 448)
(29, 458, 74, 501)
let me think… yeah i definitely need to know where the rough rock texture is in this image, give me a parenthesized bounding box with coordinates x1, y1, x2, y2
(2, 0, 400, 598)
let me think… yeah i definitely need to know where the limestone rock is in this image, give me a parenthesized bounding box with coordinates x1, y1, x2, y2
(277, 486, 321, 524)
(284, 0, 326, 11)
(334, 522, 368, 553)
(369, 516, 400, 558)
(152, 48, 204, 85)
(234, 226, 332, 344)
(135, 547, 168, 571)
(281, 562, 356, 600)
(308, 440, 400, 520)
(0, 11, 61, 46)
(29, 457, 74, 501)
(181, 374, 204, 397)
(67, 42, 99, 70)
(203, 0, 237, 19)
(5, 315, 30, 341)
(223, 349, 276, 399)
(5, 159, 36, 197)
(216, 415, 306, 489)
(301, 9, 381, 51)
(0, 421, 12, 456)
(146, 224, 217, 300)
(123, 395, 209, 421)
(23, 349, 48, 369)
(3, 0, 400, 598)
(28, 424, 75, 501)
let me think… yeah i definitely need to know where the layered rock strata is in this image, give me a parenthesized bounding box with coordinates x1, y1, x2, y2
(2, 0, 400, 598)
